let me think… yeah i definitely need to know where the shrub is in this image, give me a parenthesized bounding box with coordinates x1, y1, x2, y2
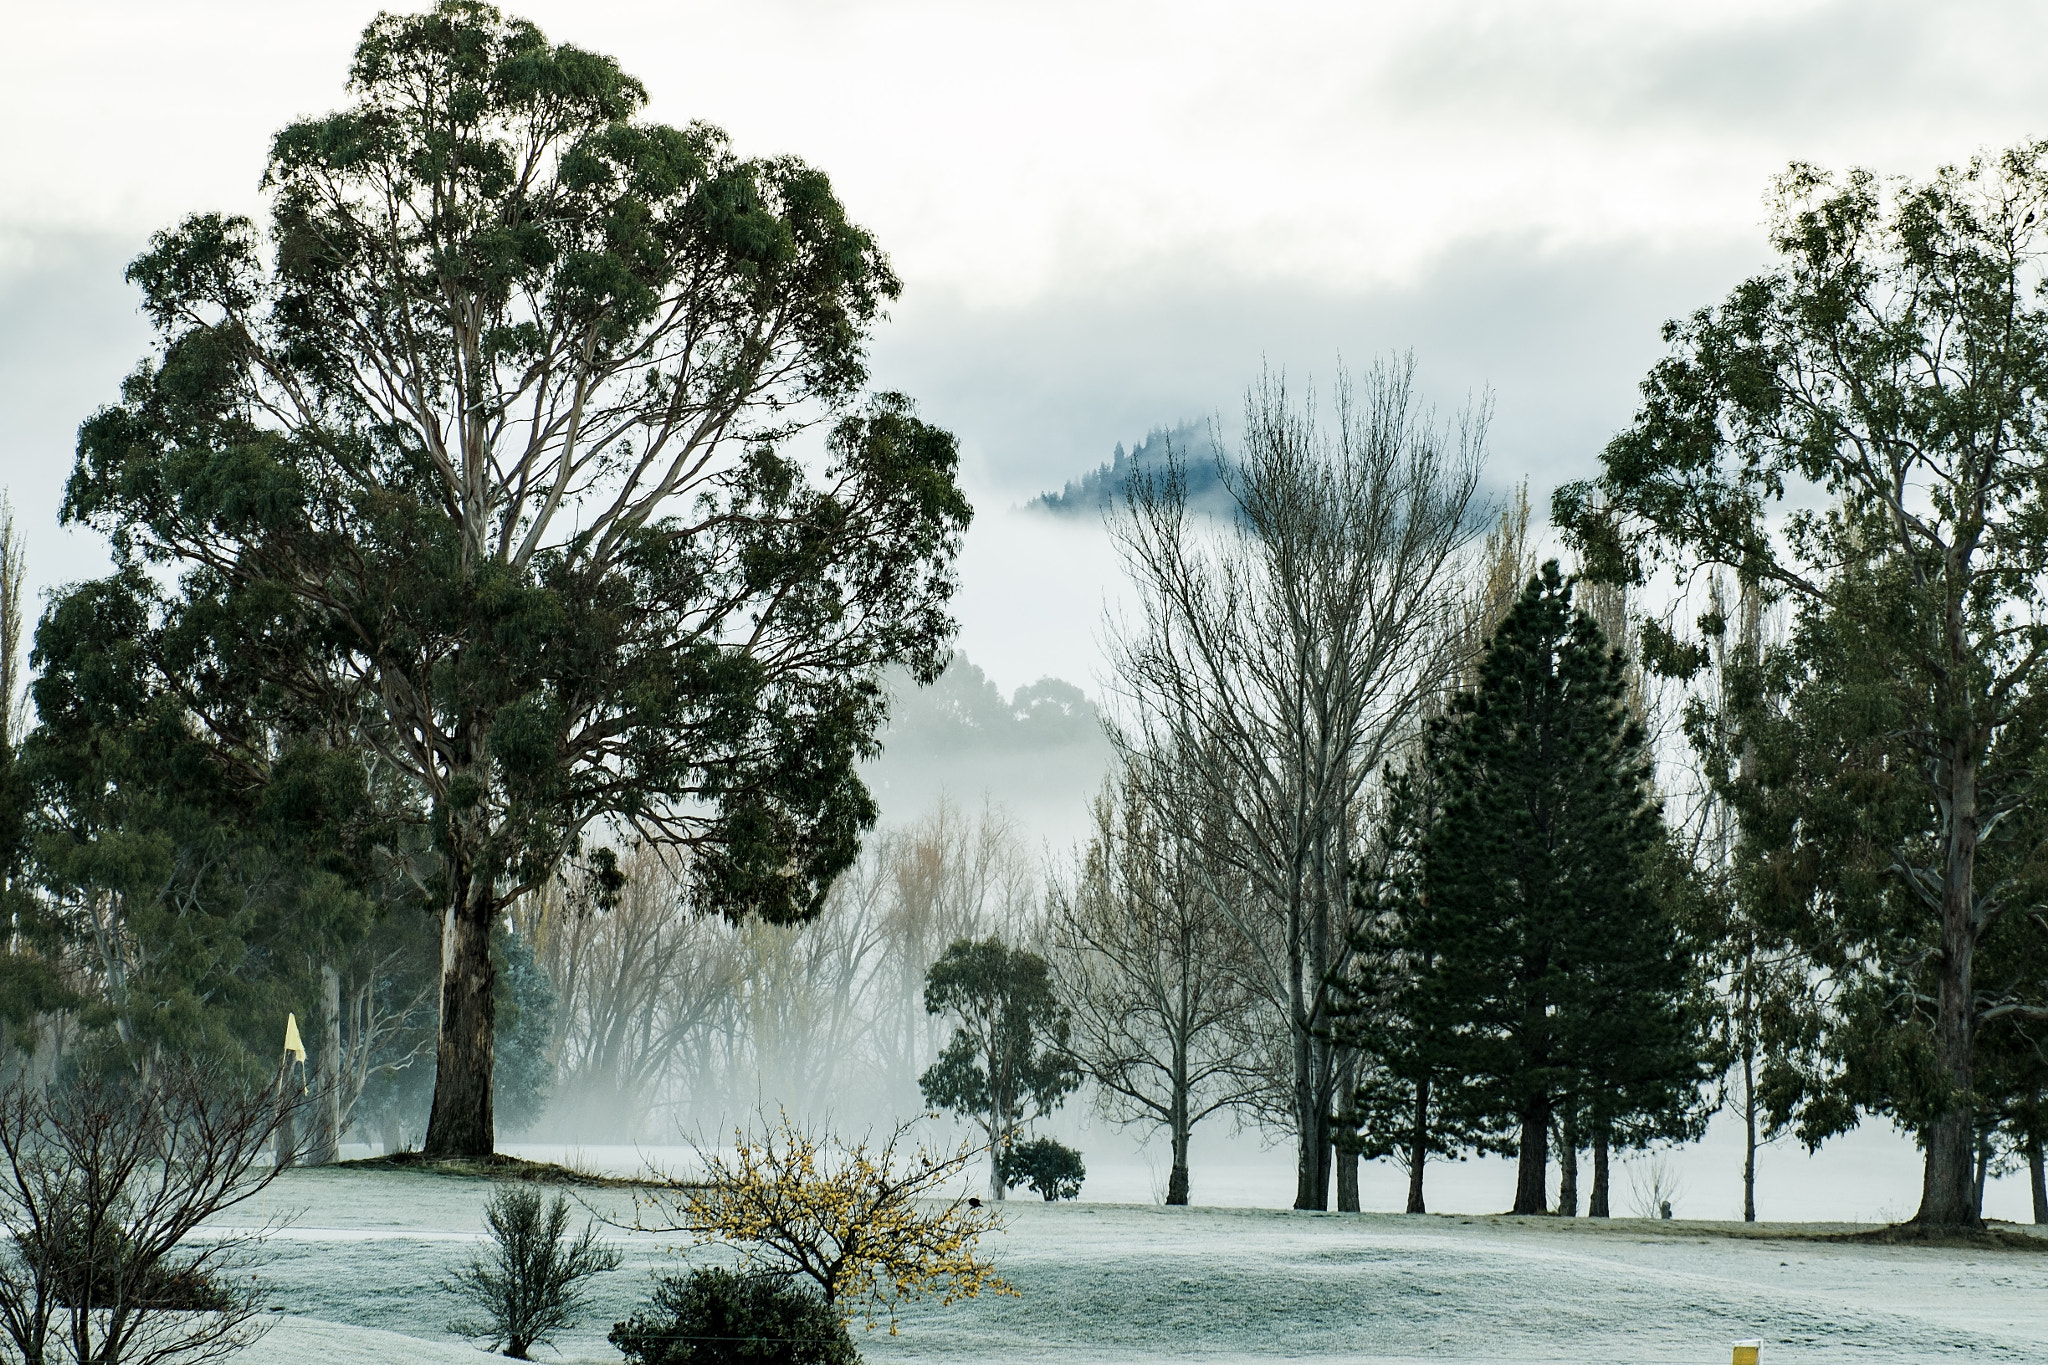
(21, 1207, 239, 1310)
(0, 1066, 293, 1365)
(447, 1184, 622, 1360)
(999, 1138, 1085, 1201)
(632, 1113, 1011, 1332)
(610, 1267, 857, 1365)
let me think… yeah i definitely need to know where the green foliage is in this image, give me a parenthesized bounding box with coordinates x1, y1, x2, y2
(18, 566, 406, 1076)
(919, 938, 1079, 1189)
(1555, 145, 2048, 1221)
(1387, 564, 1710, 1186)
(446, 1184, 622, 1360)
(997, 1137, 1085, 1201)
(60, 0, 970, 1152)
(493, 927, 558, 1135)
(610, 1268, 857, 1365)
(1338, 761, 1506, 1207)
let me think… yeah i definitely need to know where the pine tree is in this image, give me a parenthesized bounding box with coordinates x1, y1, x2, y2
(1340, 762, 1501, 1214)
(1419, 562, 1700, 1215)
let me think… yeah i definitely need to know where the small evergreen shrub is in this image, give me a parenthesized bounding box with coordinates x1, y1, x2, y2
(610, 1267, 858, 1365)
(24, 1208, 237, 1310)
(446, 1184, 621, 1360)
(999, 1137, 1085, 1201)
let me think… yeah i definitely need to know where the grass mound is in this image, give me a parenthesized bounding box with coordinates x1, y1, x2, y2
(334, 1151, 655, 1187)
(1826, 1219, 2048, 1252)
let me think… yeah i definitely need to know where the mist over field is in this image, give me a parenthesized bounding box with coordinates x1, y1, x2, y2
(10, 7, 2048, 1365)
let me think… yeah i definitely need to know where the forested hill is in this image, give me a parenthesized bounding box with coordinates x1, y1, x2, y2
(1032, 421, 1234, 516)
(862, 653, 1113, 843)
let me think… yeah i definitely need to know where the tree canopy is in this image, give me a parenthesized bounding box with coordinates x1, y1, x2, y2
(1557, 144, 2048, 1227)
(919, 937, 1078, 1200)
(62, 1, 971, 1156)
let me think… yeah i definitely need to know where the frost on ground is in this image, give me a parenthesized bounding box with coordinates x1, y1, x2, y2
(225, 1169, 2048, 1365)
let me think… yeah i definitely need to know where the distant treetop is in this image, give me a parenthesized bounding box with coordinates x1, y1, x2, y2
(1032, 422, 1233, 516)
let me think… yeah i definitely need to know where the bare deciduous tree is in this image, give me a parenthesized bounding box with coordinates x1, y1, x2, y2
(1108, 355, 1484, 1210)
(521, 849, 741, 1141)
(1048, 755, 1264, 1205)
(0, 1066, 296, 1365)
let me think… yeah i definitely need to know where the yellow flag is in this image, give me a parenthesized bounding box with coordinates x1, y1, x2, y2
(283, 1013, 306, 1064)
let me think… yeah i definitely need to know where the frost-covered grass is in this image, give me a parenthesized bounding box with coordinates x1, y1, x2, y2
(218, 1167, 2048, 1364)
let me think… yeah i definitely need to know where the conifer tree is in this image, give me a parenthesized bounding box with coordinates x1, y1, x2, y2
(1418, 562, 1700, 1215)
(1340, 762, 1500, 1214)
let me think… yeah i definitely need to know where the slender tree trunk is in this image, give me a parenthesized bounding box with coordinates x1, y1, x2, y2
(1405, 1074, 1429, 1214)
(1336, 1050, 1360, 1213)
(308, 964, 342, 1165)
(1913, 745, 1980, 1228)
(989, 1103, 1009, 1202)
(1513, 1094, 1551, 1214)
(424, 865, 497, 1159)
(1292, 974, 1325, 1210)
(1973, 1131, 1990, 1219)
(1742, 1041, 1758, 1222)
(274, 1055, 298, 1170)
(2028, 1134, 2046, 1225)
(1588, 1127, 1610, 1218)
(1557, 1107, 1579, 1217)
(1168, 1059, 1191, 1205)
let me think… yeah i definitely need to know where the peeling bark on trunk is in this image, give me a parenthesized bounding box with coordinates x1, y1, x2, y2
(424, 871, 497, 1159)
(1512, 1095, 1551, 1215)
(308, 964, 342, 1165)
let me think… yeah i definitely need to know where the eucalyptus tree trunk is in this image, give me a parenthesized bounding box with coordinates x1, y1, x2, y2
(1742, 1044, 1759, 1223)
(1917, 742, 1981, 1227)
(426, 854, 498, 1159)
(309, 965, 342, 1165)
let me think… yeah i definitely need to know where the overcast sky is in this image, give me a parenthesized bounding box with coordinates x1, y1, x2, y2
(7, 0, 2048, 692)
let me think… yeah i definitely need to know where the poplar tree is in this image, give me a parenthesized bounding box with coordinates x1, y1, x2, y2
(61, 3, 970, 1155)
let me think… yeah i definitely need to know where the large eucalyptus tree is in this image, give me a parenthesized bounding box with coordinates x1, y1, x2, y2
(64, 3, 970, 1156)
(1557, 147, 2048, 1228)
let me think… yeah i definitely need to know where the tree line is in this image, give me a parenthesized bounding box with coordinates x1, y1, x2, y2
(4, 0, 2048, 1237)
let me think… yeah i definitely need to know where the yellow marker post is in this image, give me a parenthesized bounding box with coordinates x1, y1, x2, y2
(1732, 1341, 1762, 1365)
(282, 1013, 308, 1094)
